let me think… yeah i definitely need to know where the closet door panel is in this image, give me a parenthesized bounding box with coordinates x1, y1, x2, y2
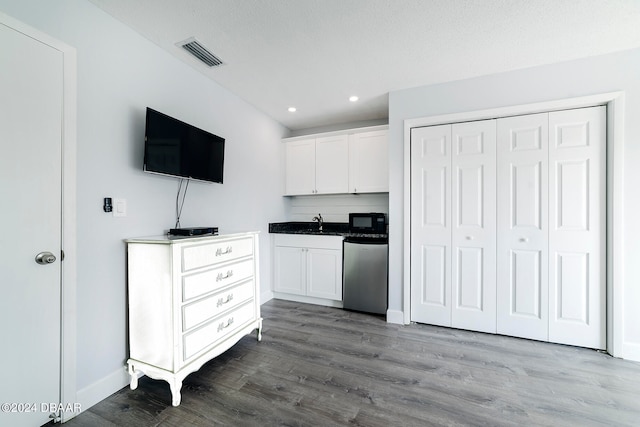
(411, 125, 452, 326)
(497, 113, 549, 341)
(548, 106, 605, 349)
(451, 120, 496, 333)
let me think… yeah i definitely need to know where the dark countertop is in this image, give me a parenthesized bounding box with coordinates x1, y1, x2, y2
(269, 222, 388, 239)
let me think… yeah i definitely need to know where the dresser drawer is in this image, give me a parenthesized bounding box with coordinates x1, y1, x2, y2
(182, 258, 254, 301)
(183, 301, 255, 361)
(181, 237, 253, 272)
(182, 280, 254, 332)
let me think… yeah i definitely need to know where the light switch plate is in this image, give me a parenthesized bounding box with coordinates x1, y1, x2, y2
(113, 198, 126, 217)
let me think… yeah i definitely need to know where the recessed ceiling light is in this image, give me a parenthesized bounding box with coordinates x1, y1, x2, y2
(349, 95, 359, 102)
(288, 107, 297, 112)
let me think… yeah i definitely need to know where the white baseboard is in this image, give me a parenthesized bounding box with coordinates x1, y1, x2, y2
(260, 290, 274, 305)
(75, 366, 131, 415)
(622, 341, 640, 362)
(272, 292, 343, 308)
(386, 309, 405, 325)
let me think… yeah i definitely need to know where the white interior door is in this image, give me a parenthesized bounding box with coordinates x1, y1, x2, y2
(496, 113, 549, 342)
(410, 106, 606, 349)
(548, 106, 605, 349)
(0, 20, 63, 427)
(410, 125, 452, 326)
(451, 120, 497, 333)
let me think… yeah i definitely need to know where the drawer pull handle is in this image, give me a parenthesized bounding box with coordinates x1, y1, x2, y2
(216, 246, 233, 256)
(216, 270, 234, 282)
(217, 294, 234, 307)
(217, 317, 234, 332)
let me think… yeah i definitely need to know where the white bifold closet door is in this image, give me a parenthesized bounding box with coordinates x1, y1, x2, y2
(411, 106, 605, 350)
(410, 120, 497, 333)
(496, 106, 605, 349)
(495, 113, 550, 341)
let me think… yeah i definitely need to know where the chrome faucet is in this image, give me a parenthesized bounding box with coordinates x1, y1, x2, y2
(312, 213, 323, 232)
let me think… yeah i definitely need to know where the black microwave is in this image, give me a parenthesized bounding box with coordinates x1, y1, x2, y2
(349, 213, 386, 233)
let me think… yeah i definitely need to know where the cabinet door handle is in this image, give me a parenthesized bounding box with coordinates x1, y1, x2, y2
(216, 270, 234, 282)
(217, 317, 234, 332)
(216, 246, 233, 256)
(216, 293, 234, 307)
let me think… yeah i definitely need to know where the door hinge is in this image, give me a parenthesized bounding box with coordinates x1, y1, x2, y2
(60, 249, 65, 261)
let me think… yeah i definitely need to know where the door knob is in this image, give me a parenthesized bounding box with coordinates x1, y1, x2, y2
(35, 251, 57, 265)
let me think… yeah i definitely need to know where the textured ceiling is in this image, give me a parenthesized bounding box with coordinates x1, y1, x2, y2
(88, 0, 640, 131)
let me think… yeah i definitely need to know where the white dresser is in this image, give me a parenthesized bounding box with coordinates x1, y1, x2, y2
(125, 232, 262, 406)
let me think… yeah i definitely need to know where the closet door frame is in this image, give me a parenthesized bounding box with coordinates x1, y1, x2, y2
(403, 92, 625, 358)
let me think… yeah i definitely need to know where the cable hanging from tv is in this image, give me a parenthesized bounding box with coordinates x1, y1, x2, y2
(175, 178, 190, 228)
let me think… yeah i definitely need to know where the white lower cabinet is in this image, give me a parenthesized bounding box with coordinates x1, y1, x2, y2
(125, 232, 262, 406)
(273, 234, 343, 305)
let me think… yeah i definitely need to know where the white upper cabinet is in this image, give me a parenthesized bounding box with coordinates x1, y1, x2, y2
(283, 126, 388, 196)
(315, 135, 349, 194)
(284, 138, 316, 195)
(349, 130, 389, 193)
(284, 135, 348, 195)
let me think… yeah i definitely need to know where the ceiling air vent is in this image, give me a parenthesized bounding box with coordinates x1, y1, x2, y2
(177, 37, 224, 67)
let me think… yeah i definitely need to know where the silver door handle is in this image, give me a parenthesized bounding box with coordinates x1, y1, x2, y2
(35, 251, 56, 265)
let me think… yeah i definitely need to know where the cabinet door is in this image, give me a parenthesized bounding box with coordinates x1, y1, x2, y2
(496, 113, 549, 342)
(273, 246, 306, 295)
(285, 139, 315, 195)
(410, 124, 452, 326)
(306, 248, 343, 300)
(315, 135, 349, 194)
(349, 130, 388, 193)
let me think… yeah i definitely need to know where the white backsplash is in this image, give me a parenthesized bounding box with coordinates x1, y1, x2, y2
(289, 193, 389, 223)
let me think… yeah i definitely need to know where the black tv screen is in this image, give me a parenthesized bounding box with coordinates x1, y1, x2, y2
(144, 108, 225, 183)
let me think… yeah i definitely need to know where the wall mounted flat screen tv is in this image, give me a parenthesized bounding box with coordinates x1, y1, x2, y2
(144, 107, 225, 183)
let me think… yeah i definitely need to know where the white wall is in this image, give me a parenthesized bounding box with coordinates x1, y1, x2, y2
(388, 47, 640, 360)
(288, 194, 389, 223)
(0, 0, 289, 407)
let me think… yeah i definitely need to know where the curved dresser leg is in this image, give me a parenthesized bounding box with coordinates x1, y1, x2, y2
(256, 319, 263, 342)
(127, 362, 139, 390)
(169, 379, 182, 406)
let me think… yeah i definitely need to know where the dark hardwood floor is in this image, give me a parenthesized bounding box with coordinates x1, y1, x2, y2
(64, 299, 640, 426)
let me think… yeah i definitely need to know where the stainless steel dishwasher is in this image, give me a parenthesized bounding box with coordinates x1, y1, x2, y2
(342, 236, 388, 315)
